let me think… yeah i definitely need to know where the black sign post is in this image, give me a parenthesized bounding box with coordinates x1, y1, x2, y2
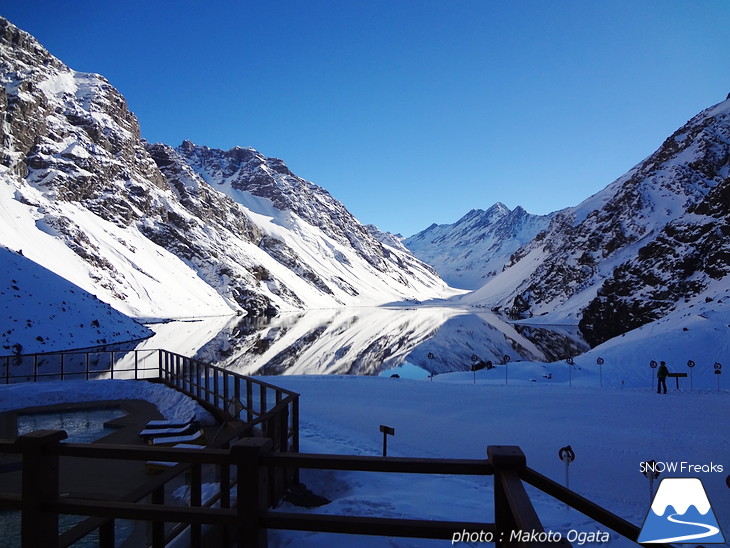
(503, 355, 511, 385)
(380, 425, 395, 457)
(687, 360, 695, 391)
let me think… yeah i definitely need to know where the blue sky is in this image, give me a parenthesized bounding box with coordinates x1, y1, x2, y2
(3, 1, 729, 236)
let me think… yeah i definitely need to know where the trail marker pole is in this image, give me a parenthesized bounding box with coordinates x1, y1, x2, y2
(503, 354, 511, 385)
(650, 360, 658, 391)
(715, 362, 722, 393)
(688, 360, 695, 391)
(642, 460, 660, 506)
(380, 425, 395, 457)
(597, 357, 604, 387)
(471, 354, 479, 385)
(566, 357, 574, 387)
(558, 445, 575, 489)
(427, 352, 434, 382)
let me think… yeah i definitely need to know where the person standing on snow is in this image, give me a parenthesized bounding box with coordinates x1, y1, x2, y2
(657, 361, 669, 394)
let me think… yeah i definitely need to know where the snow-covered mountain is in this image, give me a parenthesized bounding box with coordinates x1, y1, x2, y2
(462, 94, 730, 345)
(404, 203, 553, 289)
(0, 17, 454, 328)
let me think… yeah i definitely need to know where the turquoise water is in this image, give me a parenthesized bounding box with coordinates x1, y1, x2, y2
(16, 407, 125, 443)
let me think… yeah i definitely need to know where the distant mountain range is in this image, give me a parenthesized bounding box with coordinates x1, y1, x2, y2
(404, 203, 554, 289)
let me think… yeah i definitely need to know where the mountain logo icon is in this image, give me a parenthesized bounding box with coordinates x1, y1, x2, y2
(638, 477, 725, 544)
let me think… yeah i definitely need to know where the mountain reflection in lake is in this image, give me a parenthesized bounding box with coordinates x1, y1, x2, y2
(178, 308, 588, 377)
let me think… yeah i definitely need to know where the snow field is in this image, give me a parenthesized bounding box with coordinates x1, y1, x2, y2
(267, 375, 729, 547)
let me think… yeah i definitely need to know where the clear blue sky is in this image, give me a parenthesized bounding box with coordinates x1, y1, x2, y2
(3, 1, 729, 236)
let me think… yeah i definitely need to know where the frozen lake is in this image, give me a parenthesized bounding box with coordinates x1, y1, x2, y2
(134, 307, 589, 377)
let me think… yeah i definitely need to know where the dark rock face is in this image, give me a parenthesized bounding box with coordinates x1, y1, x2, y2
(486, 96, 730, 337)
(579, 176, 730, 346)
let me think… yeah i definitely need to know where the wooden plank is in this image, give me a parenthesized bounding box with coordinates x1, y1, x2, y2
(263, 512, 495, 539)
(266, 452, 493, 475)
(55, 498, 237, 525)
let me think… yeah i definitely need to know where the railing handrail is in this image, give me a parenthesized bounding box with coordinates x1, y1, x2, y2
(157, 349, 299, 398)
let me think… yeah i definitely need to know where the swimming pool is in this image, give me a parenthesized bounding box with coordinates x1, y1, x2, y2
(16, 406, 126, 443)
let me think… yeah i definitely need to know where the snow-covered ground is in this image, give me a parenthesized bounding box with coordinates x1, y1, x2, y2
(1, 371, 726, 547)
(265, 375, 729, 547)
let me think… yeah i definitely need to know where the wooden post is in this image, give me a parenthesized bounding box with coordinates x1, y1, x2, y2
(232, 438, 273, 548)
(190, 463, 202, 546)
(380, 425, 395, 457)
(17, 429, 67, 548)
(151, 484, 165, 548)
(488, 445, 524, 546)
(99, 520, 115, 548)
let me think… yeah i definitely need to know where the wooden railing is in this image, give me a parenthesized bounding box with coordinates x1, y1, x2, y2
(0, 349, 672, 547)
(0, 435, 673, 548)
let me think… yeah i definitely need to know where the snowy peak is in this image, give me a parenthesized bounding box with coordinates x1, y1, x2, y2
(173, 140, 448, 284)
(404, 204, 553, 289)
(651, 478, 712, 516)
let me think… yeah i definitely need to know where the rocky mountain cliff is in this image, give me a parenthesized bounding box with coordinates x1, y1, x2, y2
(404, 203, 554, 289)
(463, 95, 730, 345)
(0, 17, 453, 325)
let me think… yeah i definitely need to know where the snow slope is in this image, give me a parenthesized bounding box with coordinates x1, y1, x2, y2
(0, 246, 151, 354)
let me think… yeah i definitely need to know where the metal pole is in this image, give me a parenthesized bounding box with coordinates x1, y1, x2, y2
(649, 476, 654, 507)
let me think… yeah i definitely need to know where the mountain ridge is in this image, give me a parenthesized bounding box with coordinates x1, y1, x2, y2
(404, 203, 554, 289)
